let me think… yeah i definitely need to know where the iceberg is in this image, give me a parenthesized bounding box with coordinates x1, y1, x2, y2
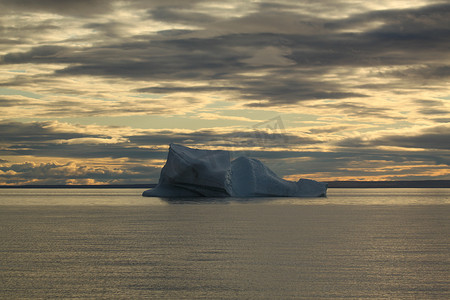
(142, 144, 327, 198)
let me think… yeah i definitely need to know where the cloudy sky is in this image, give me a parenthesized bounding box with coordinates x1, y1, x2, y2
(0, 0, 449, 185)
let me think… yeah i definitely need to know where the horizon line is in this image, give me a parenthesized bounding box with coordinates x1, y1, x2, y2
(0, 180, 449, 188)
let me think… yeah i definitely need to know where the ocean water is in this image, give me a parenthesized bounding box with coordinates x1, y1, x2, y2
(0, 188, 449, 299)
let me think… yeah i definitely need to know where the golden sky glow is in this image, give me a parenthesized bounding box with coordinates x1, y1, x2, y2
(0, 0, 449, 184)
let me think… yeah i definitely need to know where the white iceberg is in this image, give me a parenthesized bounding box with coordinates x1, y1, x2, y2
(142, 144, 327, 198)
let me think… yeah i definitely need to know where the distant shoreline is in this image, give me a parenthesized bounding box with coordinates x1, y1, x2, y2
(0, 184, 157, 189)
(326, 180, 450, 188)
(0, 180, 449, 188)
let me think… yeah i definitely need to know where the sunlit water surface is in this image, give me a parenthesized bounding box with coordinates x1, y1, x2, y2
(1, 188, 449, 299)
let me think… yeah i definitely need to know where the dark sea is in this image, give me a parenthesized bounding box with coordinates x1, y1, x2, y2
(1, 188, 449, 299)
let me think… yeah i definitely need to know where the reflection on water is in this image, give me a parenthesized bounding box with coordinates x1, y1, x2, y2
(0, 188, 166, 206)
(0, 188, 449, 299)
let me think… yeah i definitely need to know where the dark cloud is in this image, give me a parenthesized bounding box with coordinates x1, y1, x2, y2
(0, 121, 320, 160)
(3, 143, 162, 160)
(149, 6, 217, 25)
(0, 121, 153, 159)
(47, 32, 371, 103)
(328, 3, 450, 32)
(0, 0, 113, 17)
(136, 86, 239, 93)
(419, 108, 449, 115)
(0, 38, 21, 47)
(0, 121, 88, 143)
(0, 97, 35, 107)
(307, 125, 354, 134)
(414, 99, 449, 116)
(432, 117, 450, 123)
(129, 129, 321, 150)
(137, 77, 367, 105)
(337, 125, 450, 150)
(1, 3, 448, 106)
(385, 65, 450, 86)
(0, 94, 183, 117)
(240, 79, 368, 105)
(1, 46, 70, 64)
(415, 99, 444, 106)
(83, 21, 129, 38)
(0, 22, 60, 44)
(309, 101, 398, 119)
(126, 0, 208, 9)
(379, 127, 450, 150)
